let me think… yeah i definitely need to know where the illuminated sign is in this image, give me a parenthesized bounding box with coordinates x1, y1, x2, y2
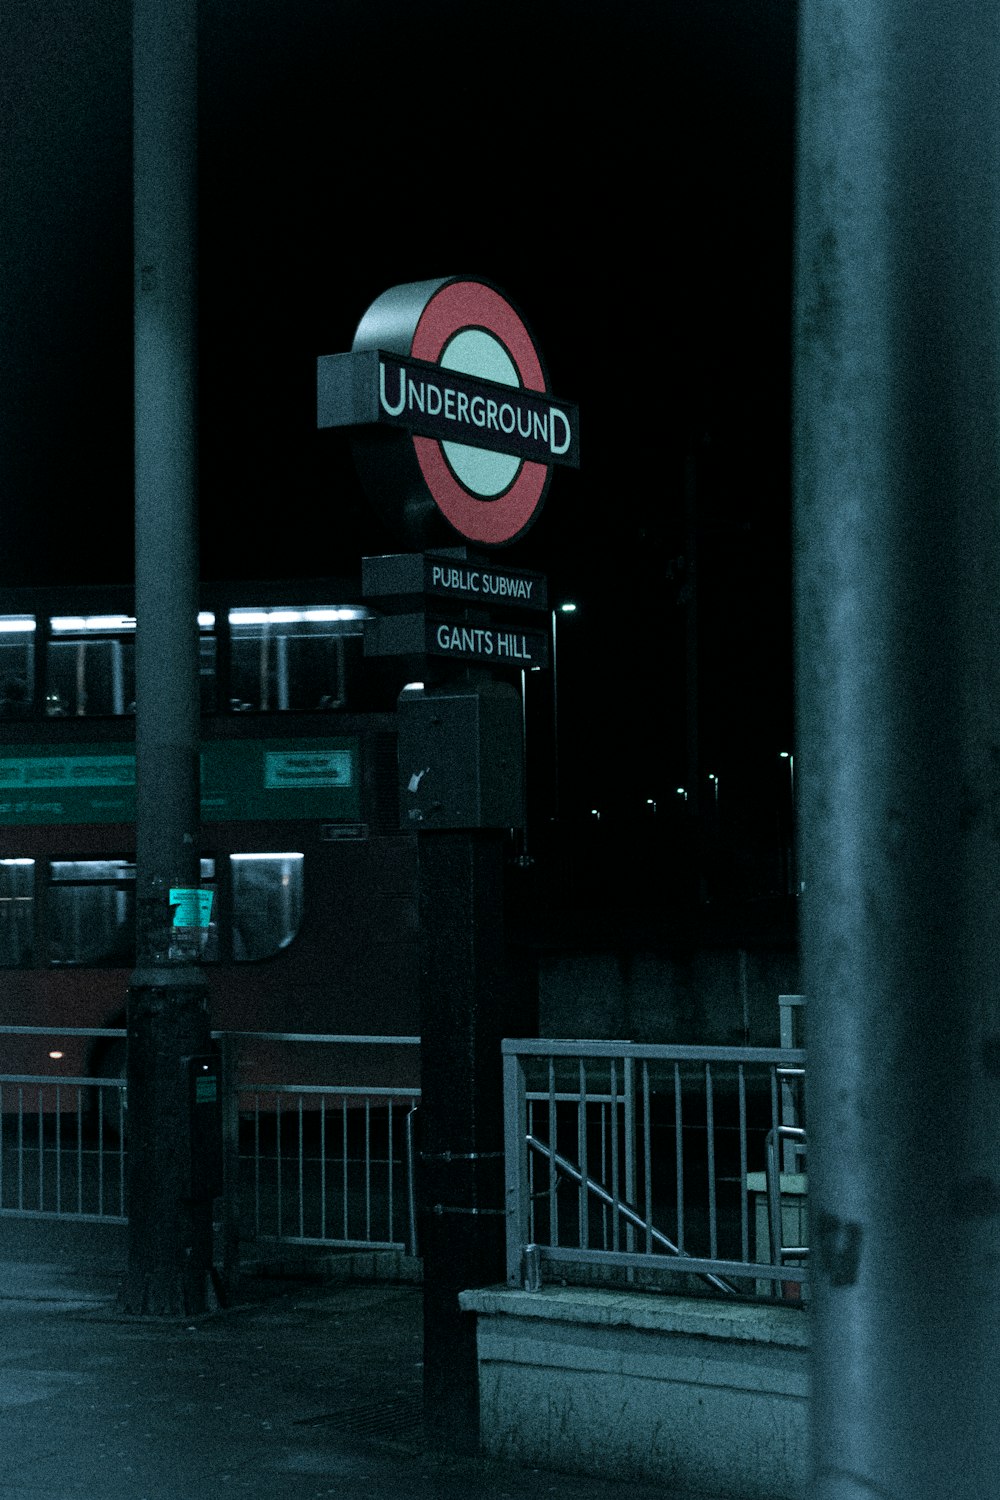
(361, 552, 548, 611)
(0, 740, 360, 825)
(317, 277, 579, 548)
(364, 612, 549, 668)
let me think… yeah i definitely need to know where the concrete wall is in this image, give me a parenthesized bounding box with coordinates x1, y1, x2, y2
(458, 1287, 808, 1500)
(538, 945, 801, 1047)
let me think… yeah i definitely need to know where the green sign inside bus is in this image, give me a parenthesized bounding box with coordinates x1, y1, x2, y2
(0, 738, 360, 825)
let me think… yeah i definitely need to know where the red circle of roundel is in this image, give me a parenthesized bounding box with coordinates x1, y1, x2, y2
(409, 281, 549, 546)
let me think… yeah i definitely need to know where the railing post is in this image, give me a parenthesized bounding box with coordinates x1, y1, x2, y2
(503, 1044, 530, 1287)
(405, 1103, 419, 1258)
(219, 1033, 240, 1301)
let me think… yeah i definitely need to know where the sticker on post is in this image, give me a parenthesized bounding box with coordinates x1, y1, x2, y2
(169, 887, 215, 929)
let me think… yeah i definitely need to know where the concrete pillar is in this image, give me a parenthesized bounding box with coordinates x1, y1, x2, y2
(794, 5, 1000, 1495)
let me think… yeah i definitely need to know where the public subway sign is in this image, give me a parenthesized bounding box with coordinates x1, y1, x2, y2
(317, 277, 579, 548)
(361, 552, 549, 612)
(364, 611, 550, 668)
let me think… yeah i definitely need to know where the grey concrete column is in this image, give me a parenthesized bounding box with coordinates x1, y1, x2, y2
(124, 0, 213, 1317)
(794, 6, 1000, 1496)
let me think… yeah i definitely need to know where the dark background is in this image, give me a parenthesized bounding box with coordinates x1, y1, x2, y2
(2, 0, 798, 905)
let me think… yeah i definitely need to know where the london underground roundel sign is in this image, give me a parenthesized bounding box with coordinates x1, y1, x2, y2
(316, 277, 579, 549)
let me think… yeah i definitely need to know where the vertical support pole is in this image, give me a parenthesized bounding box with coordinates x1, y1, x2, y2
(417, 829, 524, 1454)
(503, 1046, 530, 1287)
(220, 1033, 241, 1300)
(794, 5, 1000, 1494)
(124, 0, 214, 1316)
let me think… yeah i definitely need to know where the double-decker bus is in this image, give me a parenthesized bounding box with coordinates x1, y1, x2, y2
(0, 579, 419, 1093)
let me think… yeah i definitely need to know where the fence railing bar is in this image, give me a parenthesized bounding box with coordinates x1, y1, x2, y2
(319, 1095, 327, 1240)
(387, 1098, 394, 1245)
(364, 1098, 371, 1243)
(525, 1134, 738, 1296)
(577, 1059, 589, 1252)
(705, 1063, 718, 1261)
(55, 1087, 61, 1216)
(17, 1087, 24, 1212)
(297, 1094, 305, 1241)
(642, 1060, 653, 1256)
(407, 1105, 419, 1257)
(341, 1097, 349, 1241)
(739, 1063, 749, 1265)
(547, 1058, 558, 1248)
(624, 1056, 635, 1271)
(674, 1063, 684, 1253)
(36, 1086, 44, 1213)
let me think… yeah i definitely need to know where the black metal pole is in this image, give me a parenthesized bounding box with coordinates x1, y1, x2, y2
(122, 0, 214, 1316)
(794, 4, 1000, 1494)
(417, 828, 510, 1453)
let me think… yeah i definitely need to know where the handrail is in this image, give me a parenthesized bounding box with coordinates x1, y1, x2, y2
(765, 1125, 808, 1267)
(526, 1132, 739, 1296)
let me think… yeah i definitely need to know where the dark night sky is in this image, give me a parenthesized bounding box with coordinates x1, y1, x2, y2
(2, 0, 797, 835)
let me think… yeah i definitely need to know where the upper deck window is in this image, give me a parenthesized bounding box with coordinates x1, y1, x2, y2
(228, 607, 368, 713)
(0, 616, 35, 719)
(46, 612, 217, 716)
(0, 858, 34, 966)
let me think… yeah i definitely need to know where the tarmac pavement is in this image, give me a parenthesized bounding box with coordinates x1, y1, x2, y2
(0, 1218, 730, 1500)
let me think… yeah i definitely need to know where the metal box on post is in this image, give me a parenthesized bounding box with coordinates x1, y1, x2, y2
(397, 680, 524, 830)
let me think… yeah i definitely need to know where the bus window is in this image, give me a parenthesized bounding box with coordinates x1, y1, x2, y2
(231, 853, 303, 961)
(47, 615, 136, 717)
(48, 859, 135, 966)
(0, 616, 35, 718)
(199, 628, 218, 713)
(0, 858, 34, 966)
(46, 611, 217, 716)
(227, 607, 367, 712)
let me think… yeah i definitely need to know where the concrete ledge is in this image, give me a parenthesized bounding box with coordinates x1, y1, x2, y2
(459, 1286, 808, 1499)
(238, 1249, 422, 1284)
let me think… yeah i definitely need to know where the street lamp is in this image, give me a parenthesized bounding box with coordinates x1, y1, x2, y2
(779, 751, 795, 894)
(551, 601, 578, 821)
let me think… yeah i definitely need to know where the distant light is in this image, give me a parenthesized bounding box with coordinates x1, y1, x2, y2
(197, 612, 216, 629)
(558, 602, 578, 614)
(48, 1051, 64, 1061)
(646, 799, 655, 805)
(402, 681, 425, 693)
(676, 787, 685, 795)
(779, 751, 791, 759)
(0, 858, 34, 866)
(0, 616, 35, 634)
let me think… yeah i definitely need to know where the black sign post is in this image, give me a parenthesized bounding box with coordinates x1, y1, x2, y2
(363, 547, 545, 1452)
(321, 278, 572, 1455)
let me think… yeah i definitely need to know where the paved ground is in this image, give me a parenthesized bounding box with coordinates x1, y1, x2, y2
(0, 1218, 728, 1500)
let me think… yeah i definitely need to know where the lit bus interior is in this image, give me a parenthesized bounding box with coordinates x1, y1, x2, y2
(0, 586, 419, 1089)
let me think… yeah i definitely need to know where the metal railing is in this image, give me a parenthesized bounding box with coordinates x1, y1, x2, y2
(503, 1038, 808, 1299)
(218, 1033, 420, 1261)
(0, 1027, 128, 1222)
(0, 1027, 421, 1262)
